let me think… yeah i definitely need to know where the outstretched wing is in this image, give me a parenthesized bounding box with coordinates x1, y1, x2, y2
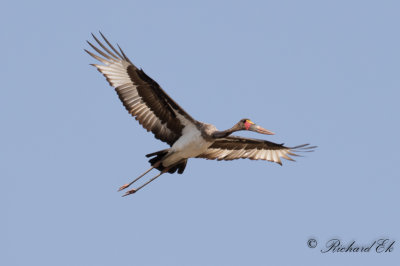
(85, 33, 196, 146)
(197, 136, 316, 165)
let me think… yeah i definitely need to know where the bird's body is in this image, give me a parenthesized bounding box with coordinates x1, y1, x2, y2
(164, 122, 214, 167)
(169, 125, 214, 162)
(86, 33, 316, 195)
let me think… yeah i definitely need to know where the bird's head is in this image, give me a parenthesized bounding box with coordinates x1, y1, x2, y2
(238, 118, 275, 135)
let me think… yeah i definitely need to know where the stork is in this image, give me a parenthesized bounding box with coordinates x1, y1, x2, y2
(85, 33, 316, 196)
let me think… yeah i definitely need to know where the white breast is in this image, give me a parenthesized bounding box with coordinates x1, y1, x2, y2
(163, 123, 212, 166)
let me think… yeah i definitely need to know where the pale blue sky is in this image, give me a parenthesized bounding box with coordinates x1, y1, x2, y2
(2, 0, 400, 265)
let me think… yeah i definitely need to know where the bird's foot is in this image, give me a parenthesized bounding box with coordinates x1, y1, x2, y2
(122, 189, 137, 197)
(118, 183, 130, 191)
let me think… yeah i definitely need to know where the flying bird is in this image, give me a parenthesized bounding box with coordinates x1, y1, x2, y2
(85, 33, 316, 196)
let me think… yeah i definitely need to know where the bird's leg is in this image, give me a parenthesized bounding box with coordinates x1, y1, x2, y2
(118, 162, 161, 191)
(117, 166, 154, 191)
(122, 168, 168, 197)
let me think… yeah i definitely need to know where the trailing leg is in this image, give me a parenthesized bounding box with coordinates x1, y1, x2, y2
(122, 169, 167, 196)
(118, 162, 160, 191)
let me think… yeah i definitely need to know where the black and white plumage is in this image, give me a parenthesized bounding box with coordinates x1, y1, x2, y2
(86, 33, 316, 196)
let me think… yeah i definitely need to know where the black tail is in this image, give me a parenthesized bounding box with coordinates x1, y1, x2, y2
(146, 149, 188, 174)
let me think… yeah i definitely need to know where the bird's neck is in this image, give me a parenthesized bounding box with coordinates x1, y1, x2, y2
(212, 127, 238, 139)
